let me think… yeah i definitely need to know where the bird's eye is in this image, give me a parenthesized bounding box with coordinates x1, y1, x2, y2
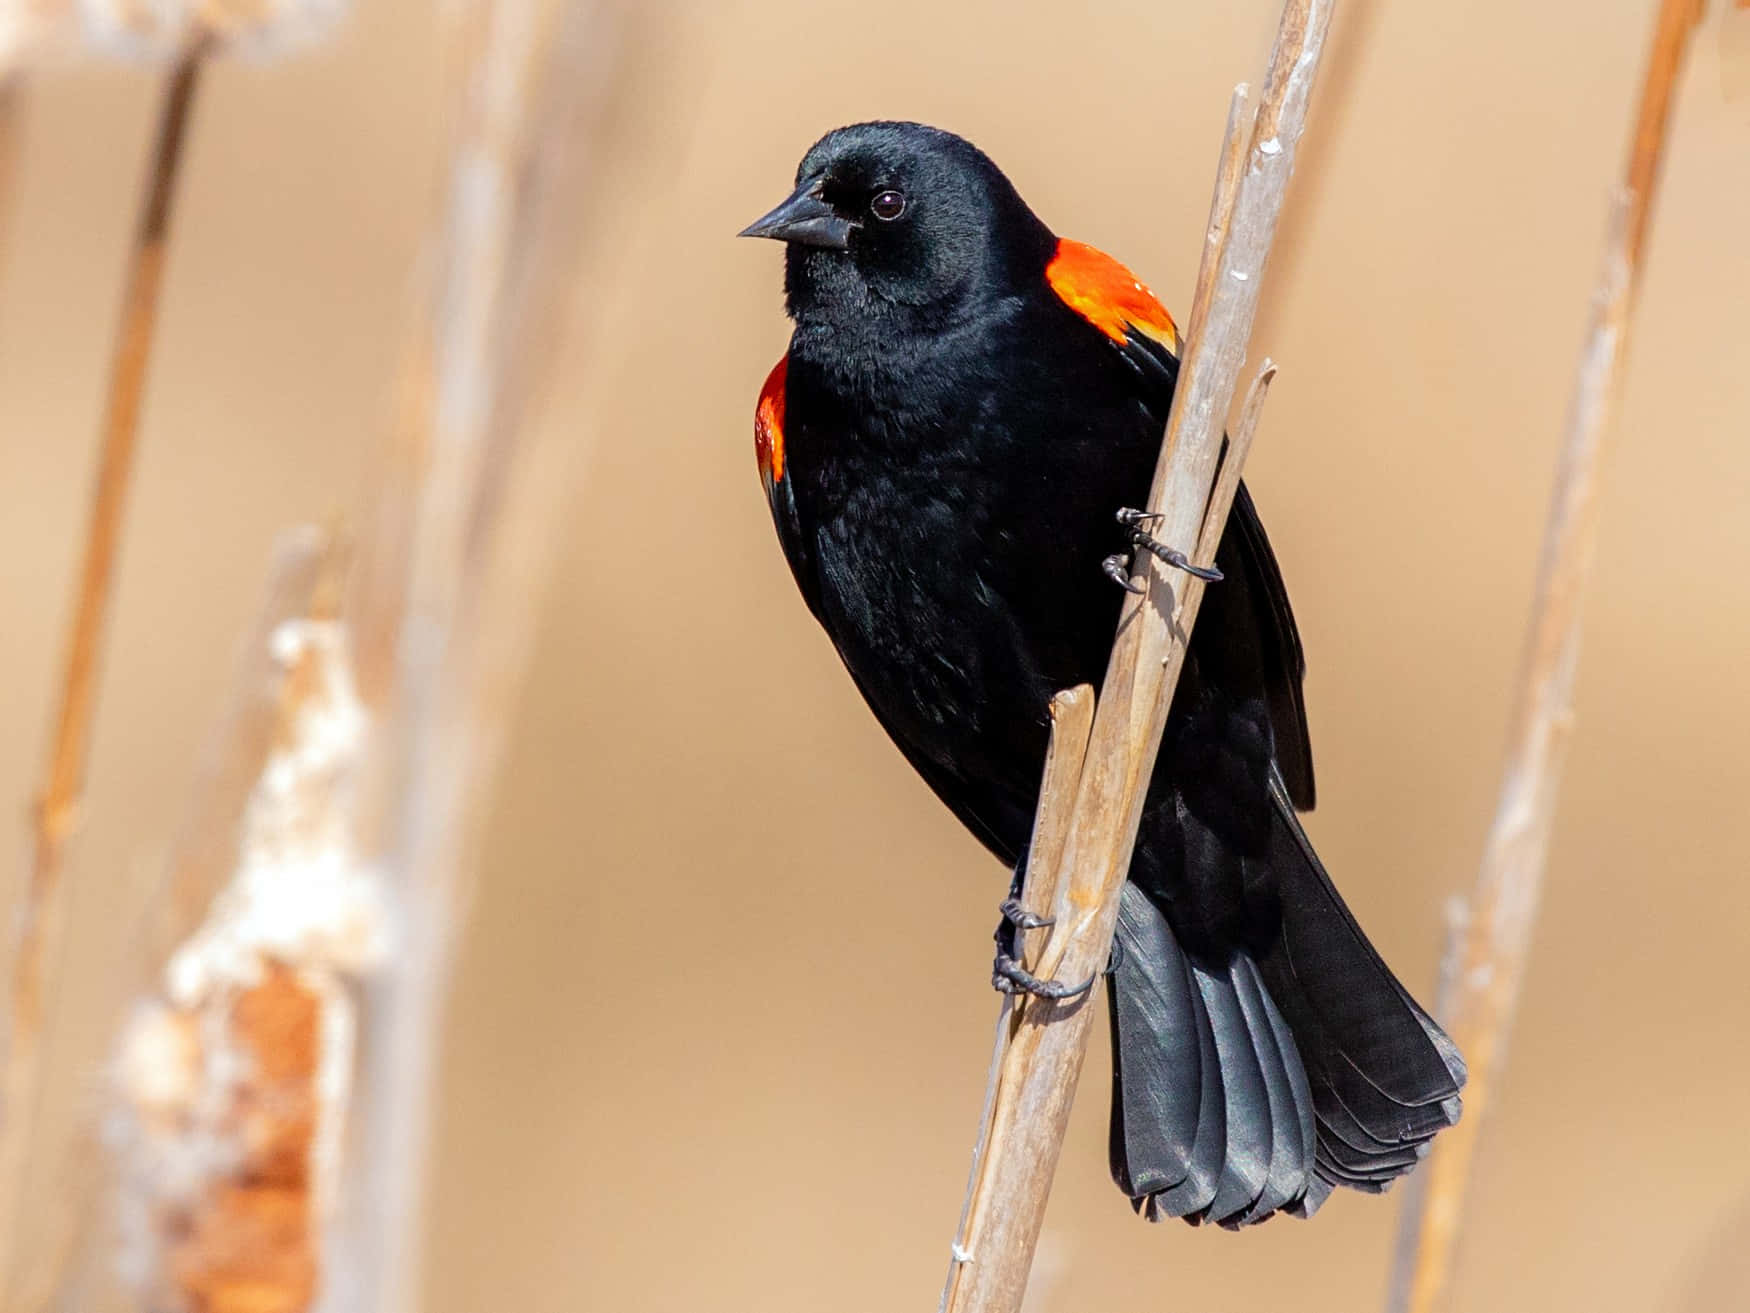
(870, 189, 906, 221)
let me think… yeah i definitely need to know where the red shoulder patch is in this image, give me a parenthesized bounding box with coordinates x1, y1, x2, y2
(755, 355, 788, 488)
(1045, 238, 1180, 354)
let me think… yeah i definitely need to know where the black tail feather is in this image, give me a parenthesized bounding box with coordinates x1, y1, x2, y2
(1106, 775, 1464, 1226)
(1108, 882, 1227, 1219)
(1229, 955, 1314, 1224)
(1250, 773, 1464, 1191)
(1194, 960, 1273, 1222)
(1157, 971, 1223, 1221)
(1108, 882, 1206, 1205)
(1110, 884, 1318, 1226)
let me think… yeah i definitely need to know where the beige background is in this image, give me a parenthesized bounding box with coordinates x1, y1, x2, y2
(3, 1, 1749, 1310)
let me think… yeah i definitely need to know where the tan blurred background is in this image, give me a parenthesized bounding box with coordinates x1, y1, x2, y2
(3, 0, 1749, 1309)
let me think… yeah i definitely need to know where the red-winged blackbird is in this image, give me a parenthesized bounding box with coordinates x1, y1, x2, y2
(742, 121, 1463, 1226)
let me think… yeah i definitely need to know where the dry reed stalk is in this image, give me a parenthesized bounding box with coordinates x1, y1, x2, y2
(1388, 3, 1705, 1310)
(145, 528, 350, 966)
(101, 528, 386, 1313)
(3, 528, 335, 1313)
(0, 47, 201, 1303)
(940, 5, 1331, 1309)
(945, 686, 1096, 1277)
(318, 3, 631, 1310)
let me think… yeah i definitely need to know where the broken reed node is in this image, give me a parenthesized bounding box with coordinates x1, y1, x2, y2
(941, 2, 1333, 1312)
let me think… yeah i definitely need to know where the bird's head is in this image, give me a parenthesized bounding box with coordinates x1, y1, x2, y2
(740, 121, 1055, 334)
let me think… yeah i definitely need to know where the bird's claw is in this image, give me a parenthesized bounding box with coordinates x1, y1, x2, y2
(992, 869, 1082, 998)
(1139, 538, 1223, 582)
(991, 887, 1091, 998)
(998, 896, 1053, 931)
(1115, 507, 1224, 583)
(992, 952, 1095, 1000)
(1102, 553, 1146, 595)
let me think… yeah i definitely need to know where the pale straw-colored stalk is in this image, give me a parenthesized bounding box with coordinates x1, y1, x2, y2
(1386, 3, 1706, 1310)
(940, 4, 1333, 1309)
(0, 49, 202, 1302)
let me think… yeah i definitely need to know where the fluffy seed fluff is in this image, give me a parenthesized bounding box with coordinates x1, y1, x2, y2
(109, 619, 386, 1310)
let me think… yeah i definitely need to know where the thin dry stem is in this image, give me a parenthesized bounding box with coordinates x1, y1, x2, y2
(1201, 364, 1278, 564)
(0, 48, 201, 1301)
(940, 5, 1331, 1309)
(318, 3, 631, 1310)
(945, 688, 1095, 1274)
(1392, 2, 1704, 1310)
(1015, 689, 1099, 977)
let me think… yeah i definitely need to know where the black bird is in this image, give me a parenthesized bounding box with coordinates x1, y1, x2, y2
(741, 121, 1463, 1226)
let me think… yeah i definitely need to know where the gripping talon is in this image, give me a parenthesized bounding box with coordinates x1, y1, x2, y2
(1102, 553, 1145, 594)
(1115, 507, 1223, 582)
(998, 896, 1053, 931)
(1134, 535, 1224, 583)
(991, 952, 1096, 1000)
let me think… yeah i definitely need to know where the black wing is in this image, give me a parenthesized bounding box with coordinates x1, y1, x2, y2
(1215, 484, 1314, 809)
(1117, 327, 1316, 811)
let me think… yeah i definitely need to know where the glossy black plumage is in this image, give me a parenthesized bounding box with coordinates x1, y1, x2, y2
(746, 121, 1463, 1225)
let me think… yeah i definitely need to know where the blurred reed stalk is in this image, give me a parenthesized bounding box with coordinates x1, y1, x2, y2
(96, 530, 366, 1313)
(0, 0, 353, 298)
(15, 527, 336, 1313)
(25, 0, 625, 1305)
(0, 46, 202, 1303)
(1385, 2, 1706, 1311)
(939, 4, 1332, 1310)
(320, 2, 630, 1310)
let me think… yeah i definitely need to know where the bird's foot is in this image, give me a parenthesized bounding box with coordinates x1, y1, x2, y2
(990, 897, 1086, 997)
(1116, 507, 1223, 583)
(992, 951, 1095, 1000)
(1102, 552, 1145, 595)
(998, 896, 1053, 931)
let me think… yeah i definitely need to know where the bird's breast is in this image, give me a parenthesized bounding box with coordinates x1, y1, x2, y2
(810, 461, 1019, 751)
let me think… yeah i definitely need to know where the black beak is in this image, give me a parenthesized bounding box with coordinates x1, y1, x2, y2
(738, 182, 853, 250)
